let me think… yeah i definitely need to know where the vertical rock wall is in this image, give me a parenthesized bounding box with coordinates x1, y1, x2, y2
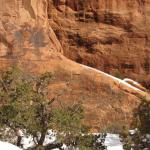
(49, 0, 150, 88)
(0, 0, 62, 62)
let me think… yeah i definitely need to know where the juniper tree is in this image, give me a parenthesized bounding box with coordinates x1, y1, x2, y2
(0, 67, 90, 150)
(0, 67, 55, 148)
(121, 97, 150, 150)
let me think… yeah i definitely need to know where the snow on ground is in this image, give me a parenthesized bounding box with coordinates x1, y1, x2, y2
(43, 130, 57, 146)
(0, 132, 123, 150)
(81, 64, 144, 92)
(21, 135, 35, 149)
(0, 141, 22, 150)
(105, 134, 123, 150)
(20, 130, 57, 149)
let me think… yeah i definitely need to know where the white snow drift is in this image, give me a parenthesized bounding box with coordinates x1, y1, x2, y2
(0, 141, 22, 150)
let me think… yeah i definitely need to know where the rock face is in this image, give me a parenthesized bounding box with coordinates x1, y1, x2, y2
(0, 0, 149, 131)
(0, 0, 62, 60)
(48, 0, 150, 89)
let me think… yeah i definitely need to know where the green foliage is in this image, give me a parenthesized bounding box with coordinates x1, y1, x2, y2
(77, 135, 94, 149)
(51, 103, 90, 147)
(121, 97, 150, 150)
(52, 104, 84, 133)
(136, 97, 150, 133)
(0, 67, 89, 149)
(0, 67, 54, 144)
(77, 134, 107, 150)
(114, 70, 124, 79)
(120, 127, 132, 150)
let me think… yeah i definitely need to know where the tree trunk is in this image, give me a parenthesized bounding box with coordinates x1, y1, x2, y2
(17, 136, 22, 148)
(45, 143, 63, 150)
(29, 143, 63, 150)
(38, 132, 46, 145)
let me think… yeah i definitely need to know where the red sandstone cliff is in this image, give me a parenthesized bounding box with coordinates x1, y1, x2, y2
(0, 0, 149, 131)
(0, 0, 62, 58)
(48, 0, 150, 88)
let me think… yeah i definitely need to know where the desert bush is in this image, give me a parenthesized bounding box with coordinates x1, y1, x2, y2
(121, 97, 150, 150)
(0, 67, 89, 149)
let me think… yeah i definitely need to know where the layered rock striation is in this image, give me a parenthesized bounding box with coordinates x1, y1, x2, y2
(48, 0, 150, 88)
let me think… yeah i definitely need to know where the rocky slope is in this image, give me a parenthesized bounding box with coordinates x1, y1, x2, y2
(0, 0, 149, 131)
(48, 0, 150, 89)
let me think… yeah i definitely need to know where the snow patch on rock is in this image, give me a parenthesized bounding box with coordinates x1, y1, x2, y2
(81, 64, 144, 93)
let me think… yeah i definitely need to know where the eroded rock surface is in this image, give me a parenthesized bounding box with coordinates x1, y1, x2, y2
(48, 0, 150, 88)
(0, 0, 62, 61)
(0, 0, 149, 131)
